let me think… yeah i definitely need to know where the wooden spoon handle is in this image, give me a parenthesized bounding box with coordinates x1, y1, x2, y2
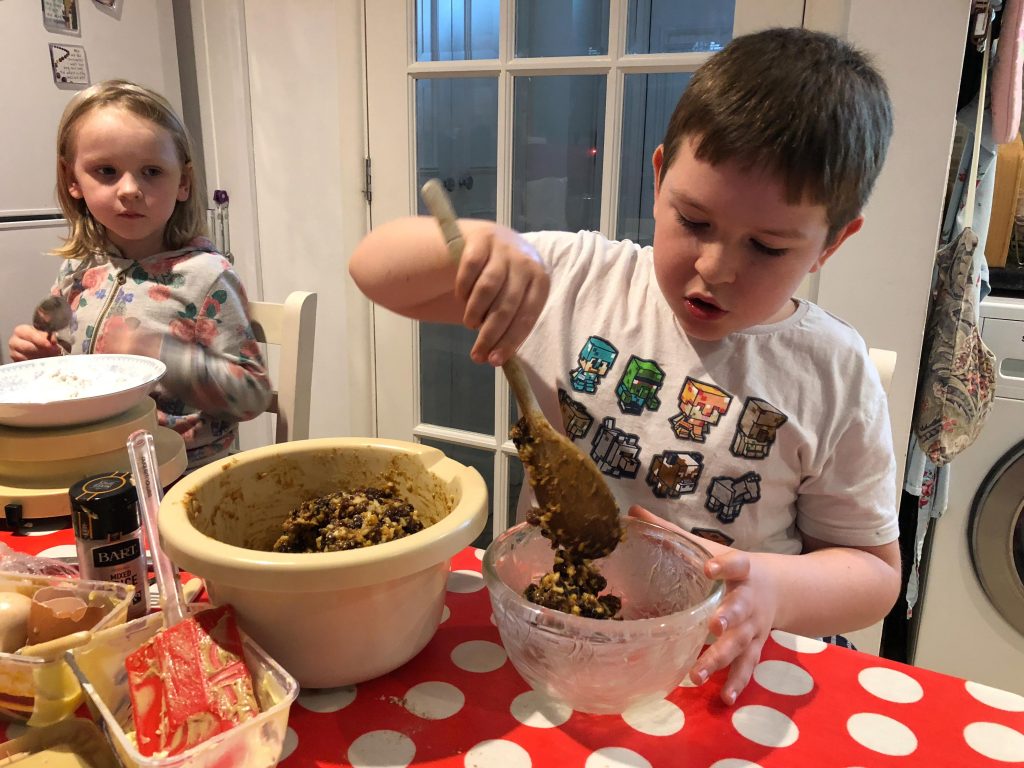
(420, 178, 465, 262)
(502, 356, 543, 421)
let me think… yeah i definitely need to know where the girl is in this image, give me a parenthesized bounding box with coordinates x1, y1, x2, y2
(7, 79, 271, 469)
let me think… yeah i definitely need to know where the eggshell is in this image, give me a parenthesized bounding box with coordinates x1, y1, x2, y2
(0, 592, 33, 653)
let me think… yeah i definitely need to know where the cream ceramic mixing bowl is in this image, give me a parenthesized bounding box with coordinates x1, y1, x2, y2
(483, 517, 724, 715)
(158, 438, 488, 688)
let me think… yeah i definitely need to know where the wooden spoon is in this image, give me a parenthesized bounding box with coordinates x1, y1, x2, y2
(420, 179, 621, 558)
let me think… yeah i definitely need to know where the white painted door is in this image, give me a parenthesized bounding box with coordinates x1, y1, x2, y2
(364, 0, 805, 547)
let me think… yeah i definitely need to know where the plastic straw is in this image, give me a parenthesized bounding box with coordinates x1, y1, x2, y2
(126, 429, 187, 627)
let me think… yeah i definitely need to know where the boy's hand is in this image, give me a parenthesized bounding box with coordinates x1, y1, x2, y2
(7, 325, 62, 362)
(627, 505, 779, 705)
(456, 225, 549, 366)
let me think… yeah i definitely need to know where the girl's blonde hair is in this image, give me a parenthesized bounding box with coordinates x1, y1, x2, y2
(53, 79, 207, 260)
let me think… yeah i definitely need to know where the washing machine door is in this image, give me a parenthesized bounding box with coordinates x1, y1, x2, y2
(969, 439, 1024, 635)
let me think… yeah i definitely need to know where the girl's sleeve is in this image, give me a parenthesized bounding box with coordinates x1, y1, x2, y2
(158, 268, 273, 421)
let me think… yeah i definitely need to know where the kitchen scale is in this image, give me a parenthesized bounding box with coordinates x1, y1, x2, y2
(0, 398, 186, 531)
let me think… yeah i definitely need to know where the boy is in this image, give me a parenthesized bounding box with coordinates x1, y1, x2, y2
(349, 27, 900, 706)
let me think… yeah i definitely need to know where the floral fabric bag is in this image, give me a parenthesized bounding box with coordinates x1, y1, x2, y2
(913, 229, 997, 466)
(914, 17, 998, 467)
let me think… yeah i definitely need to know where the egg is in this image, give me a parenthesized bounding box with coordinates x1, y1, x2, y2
(0, 591, 33, 653)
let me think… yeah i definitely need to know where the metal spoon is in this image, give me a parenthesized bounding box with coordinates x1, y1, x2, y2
(32, 295, 72, 336)
(420, 179, 622, 558)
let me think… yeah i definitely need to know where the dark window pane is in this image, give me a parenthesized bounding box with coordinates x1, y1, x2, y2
(626, 0, 733, 54)
(419, 323, 494, 433)
(617, 72, 691, 246)
(415, 78, 498, 220)
(515, 0, 609, 58)
(416, 0, 500, 61)
(511, 75, 606, 233)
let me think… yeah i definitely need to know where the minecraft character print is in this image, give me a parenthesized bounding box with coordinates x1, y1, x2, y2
(705, 471, 762, 524)
(558, 388, 594, 440)
(570, 336, 618, 394)
(669, 377, 732, 443)
(590, 417, 641, 479)
(646, 450, 703, 499)
(731, 397, 788, 459)
(615, 355, 665, 415)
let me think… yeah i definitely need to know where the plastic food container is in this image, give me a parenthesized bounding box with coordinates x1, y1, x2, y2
(0, 571, 134, 726)
(66, 609, 299, 768)
(483, 517, 724, 715)
(0, 718, 119, 767)
(158, 437, 488, 687)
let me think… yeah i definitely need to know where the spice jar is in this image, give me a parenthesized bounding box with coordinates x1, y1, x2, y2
(69, 471, 148, 620)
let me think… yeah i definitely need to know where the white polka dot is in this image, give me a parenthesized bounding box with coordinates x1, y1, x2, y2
(474, 548, 484, 560)
(621, 698, 684, 736)
(510, 690, 573, 728)
(280, 727, 298, 761)
(753, 660, 814, 696)
(709, 761, 765, 768)
(966, 680, 1024, 712)
(36, 544, 77, 560)
(464, 739, 531, 767)
(299, 685, 357, 713)
(440, 604, 451, 623)
(23, 529, 62, 537)
(768, 630, 826, 654)
(447, 570, 485, 593)
(731, 705, 799, 748)
(846, 712, 917, 756)
(451, 640, 506, 672)
(964, 721, 1024, 762)
(403, 681, 464, 720)
(584, 747, 652, 768)
(857, 667, 923, 703)
(348, 730, 416, 768)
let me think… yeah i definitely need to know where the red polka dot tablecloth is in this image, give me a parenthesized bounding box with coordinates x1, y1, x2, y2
(2, 530, 1023, 767)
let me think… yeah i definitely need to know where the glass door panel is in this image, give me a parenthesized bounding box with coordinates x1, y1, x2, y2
(515, 0, 610, 57)
(365, 0, 802, 549)
(415, 76, 498, 434)
(511, 75, 606, 233)
(626, 0, 734, 53)
(416, 0, 500, 61)
(617, 72, 691, 246)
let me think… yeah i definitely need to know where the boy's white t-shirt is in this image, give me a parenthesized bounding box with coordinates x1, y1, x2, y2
(516, 230, 898, 556)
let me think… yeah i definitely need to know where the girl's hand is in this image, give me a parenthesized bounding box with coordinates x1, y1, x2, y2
(7, 325, 62, 362)
(455, 225, 549, 366)
(627, 505, 779, 705)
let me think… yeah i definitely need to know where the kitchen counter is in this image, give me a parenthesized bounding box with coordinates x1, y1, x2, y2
(1, 528, 1022, 767)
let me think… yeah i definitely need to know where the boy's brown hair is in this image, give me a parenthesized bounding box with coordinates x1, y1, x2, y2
(53, 79, 208, 260)
(660, 27, 893, 242)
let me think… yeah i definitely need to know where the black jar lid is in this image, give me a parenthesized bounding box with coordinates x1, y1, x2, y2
(69, 471, 140, 540)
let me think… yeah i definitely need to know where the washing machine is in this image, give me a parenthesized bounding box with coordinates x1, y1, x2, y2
(912, 295, 1024, 695)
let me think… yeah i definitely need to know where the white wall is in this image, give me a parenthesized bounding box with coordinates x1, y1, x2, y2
(188, 0, 373, 444)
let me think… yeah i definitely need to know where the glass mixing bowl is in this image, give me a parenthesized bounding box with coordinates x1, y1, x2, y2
(482, 517, 724, 715)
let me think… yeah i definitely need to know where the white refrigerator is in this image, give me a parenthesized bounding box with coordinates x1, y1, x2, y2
(0, 0, 181, 359)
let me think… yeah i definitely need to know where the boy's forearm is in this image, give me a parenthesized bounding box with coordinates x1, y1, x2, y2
(350, 216, 491, 323)
(758, 541, 901, 637)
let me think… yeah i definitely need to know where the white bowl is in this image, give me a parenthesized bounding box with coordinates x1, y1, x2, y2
(158, 437, 489, 688)
(0, 355, 166, 428)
